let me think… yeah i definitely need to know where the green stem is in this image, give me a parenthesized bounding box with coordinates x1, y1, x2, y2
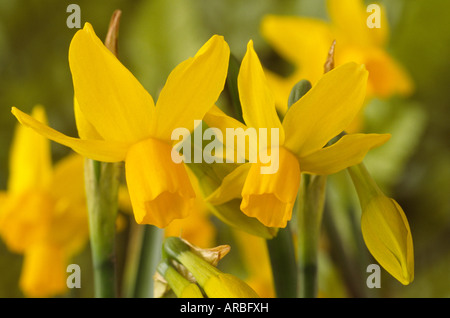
(347, 163, 383, 207)
(296, 174, 327, 298)
(134, 225, 163, 298)
(121, 220, 163, 298)
(266, 225, 297, 298)
(322, 201, 368, 297)
(121, 220, 145, 298)
(84, 159, 121, 298)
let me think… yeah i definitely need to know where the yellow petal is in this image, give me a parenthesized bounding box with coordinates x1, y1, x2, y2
(232, 230, 275, 297)
(165, 168, 216, 248)
(260, 15, 334, 114)
(69, 23, 155, 143)
(49, 202, 89, 258)
(203, 105, 248, 136)
(300, 133, 391, 175)
(360, 48, 414, 98)
(20, 243, 68, 297)
(0, 191, 6, 206)
(47, 154, 89, 255)
(282, 62, 368, 158)
(361, 196, 414, 285)
(164, 210, 216, 249)
(0, 190, 53, 253)
(125, 137, 195, 228)
(263, 69, 298, 116)
(241, 147, 300, 228)
(8, 105, 52, 194)
(152, 35, 230, 141)
(205, 163, 252, 205)
(238, 40, 284, 144)
(202, 105, 254, 163)
(74, 97, 102, 140)
(12, 107, 129, 162)
(48, 154, 85, 207)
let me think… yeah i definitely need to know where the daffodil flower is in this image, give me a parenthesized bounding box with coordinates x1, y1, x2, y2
(0, 106, 88, 297)
(261, 0, 414, 115)
(204, 40, 390, 228)
(12, 23, 230, 228)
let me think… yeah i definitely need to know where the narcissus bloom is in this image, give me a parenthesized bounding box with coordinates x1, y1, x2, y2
(348, 163, 414, 285)
(0, 106, 88, 297)
(261, 0, 413, 115)
(12, 23, 230, 228)
(205, 41, 390, 228)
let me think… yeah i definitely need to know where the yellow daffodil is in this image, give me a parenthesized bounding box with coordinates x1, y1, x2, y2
(0, 105, 88, 297)
(11, 23, 230, 228)
(261, 0, 414, 116)
(348, 163, 414, 285)
(205, 40, 390, 228)
(118, 167, 217, 248)
(163, 237, 259, 298)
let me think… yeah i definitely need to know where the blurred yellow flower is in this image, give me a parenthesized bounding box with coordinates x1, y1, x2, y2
(261, 0, 413, 116)
(0, 105, 88, 297)
(232, 230, 275, 297)
(205, 41, 390, 228)
(12, 22, 230, 228)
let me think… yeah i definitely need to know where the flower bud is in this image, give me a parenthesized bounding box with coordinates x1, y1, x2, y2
(348, 163, 414, 285)
(163, 237, 260, 298)
(157, 259, 204, 298)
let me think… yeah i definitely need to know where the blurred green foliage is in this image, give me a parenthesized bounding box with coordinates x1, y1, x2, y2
(0, 0, 449, 297)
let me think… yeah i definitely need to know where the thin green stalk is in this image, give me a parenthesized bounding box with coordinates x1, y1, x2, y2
(322, 201, 368, 297)
(266, 225, 297, 298)
(84, 159, 121, 298)
(120, 206, 163, 298)
(296, 174, 327, 298)
(121, 220, 145, 298)
(134, 225, 163, 298)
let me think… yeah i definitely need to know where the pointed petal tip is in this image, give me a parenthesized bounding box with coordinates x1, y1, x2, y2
(11, 107, 24, 124)
(82, 22, 94, 32)
(207, 34, 227, 46)
(401, 274, 414, 286)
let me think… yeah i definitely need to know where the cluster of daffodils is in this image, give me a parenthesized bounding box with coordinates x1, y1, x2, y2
(3, 0, 414, 298)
